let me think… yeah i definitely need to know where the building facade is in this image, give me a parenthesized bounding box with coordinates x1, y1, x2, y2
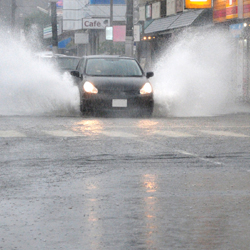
(61, 0, 126, 56)
(134, 0, 250, 101)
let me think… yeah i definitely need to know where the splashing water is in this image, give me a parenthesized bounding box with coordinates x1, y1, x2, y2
(152, 28, 239, 117)
(0, 29, 79, 116)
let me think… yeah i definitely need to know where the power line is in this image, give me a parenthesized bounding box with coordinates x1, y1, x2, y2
(76, 0, 107, 17)
(75, 0, 124, 20)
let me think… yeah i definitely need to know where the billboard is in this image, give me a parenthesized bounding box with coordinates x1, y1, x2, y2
(63, 0, 126, 30)
(244, 0, 250, 17)
(226, 0, 238, 19)
(113, 25, 126, 42)
(57, 0, 63, 15)
(176, 0, 184, 12)
(213, 0, 239, 22)
(145, 4, 152, 19)
(43, 25, 62, 39)
(167, 0, 176, 15)
(133, 25, 140, 42)
(105, 26, 126, 41)
(213, 0, 226, 22)
(75, 33, 89, 44)
(56, 0, 63, 8)
(186, 0, 212, 8)
(139, 6, 146, 21)
(106, 27, 113, 40)
(152, 2, 161, 19)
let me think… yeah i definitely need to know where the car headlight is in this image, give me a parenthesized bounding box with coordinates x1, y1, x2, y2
(140, 82, 152, 95)
(83, 81, 98, 94)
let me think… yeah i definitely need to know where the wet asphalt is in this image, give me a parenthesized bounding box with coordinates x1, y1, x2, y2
(1, 113, 250, 250)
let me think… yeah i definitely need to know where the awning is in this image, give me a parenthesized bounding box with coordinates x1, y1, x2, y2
(144, 9, 204, 34)
(58, 37, 72, 49)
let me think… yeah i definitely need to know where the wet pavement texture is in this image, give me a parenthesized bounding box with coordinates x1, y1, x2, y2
(1, 114, 250, 250)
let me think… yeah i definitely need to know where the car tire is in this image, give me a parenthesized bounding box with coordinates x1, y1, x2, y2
(80, 103, 96, 116)
(80, 104, 84, 113)
(140, 107, 153, 118)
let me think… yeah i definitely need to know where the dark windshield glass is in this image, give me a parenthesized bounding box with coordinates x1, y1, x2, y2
(85, 58, 143, 76)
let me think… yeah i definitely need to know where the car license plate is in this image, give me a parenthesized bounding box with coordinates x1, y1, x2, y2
(112, 99, 127, 107)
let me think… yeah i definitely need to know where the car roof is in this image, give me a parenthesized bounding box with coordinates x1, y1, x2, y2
(53, 54, 80, 59)
(83, 55, 136, 60)
(35, 52, 80, 59)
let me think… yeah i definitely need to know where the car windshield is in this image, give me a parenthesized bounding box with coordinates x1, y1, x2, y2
(56, 57, 80, 70)
(85, 58, 143, 77)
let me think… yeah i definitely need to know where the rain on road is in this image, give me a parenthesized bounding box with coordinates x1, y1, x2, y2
(1, 114, 250, 250)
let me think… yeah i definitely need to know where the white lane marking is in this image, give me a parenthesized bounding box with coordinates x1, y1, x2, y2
(101, 131, 138, 138)
(201, 130, 249, 137)
(154, 130, 194, 137)
(43, 130, 82, 137)
(176, 150, 224, 166)
(0, 130, 26, 137)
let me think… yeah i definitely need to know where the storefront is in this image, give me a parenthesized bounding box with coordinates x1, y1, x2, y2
(212, 0, 250, 102)
(137, 9, 213, 70)
(226, 22, 250, 102)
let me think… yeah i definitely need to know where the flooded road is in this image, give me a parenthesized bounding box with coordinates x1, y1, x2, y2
(1, 114, 250, 249)
(1, 12, 250, 250)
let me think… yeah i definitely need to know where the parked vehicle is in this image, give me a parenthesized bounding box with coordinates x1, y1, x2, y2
(53, 55, 80, 72)
(36, 52, 80, 73)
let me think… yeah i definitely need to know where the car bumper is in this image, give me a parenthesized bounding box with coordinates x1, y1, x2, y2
(81, 92, 154, 116)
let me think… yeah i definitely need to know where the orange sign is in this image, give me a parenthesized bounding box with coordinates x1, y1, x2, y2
(213, 0, 238, 22)
(226, 0, 238, 19)
(213, 0, 226, 22)
(185, 0, 212, 8)
(244, 0, 250, 17)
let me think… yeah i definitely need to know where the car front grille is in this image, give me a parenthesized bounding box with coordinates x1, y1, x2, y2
(98, 89, 139, 96)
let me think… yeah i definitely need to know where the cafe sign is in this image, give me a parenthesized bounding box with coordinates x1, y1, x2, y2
(82, 19, 110, 29)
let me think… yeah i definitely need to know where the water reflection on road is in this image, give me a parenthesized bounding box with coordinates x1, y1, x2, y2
(72, 119, 104, 136)
(67, 118, 250, 250)
(143, 174, 158, 249)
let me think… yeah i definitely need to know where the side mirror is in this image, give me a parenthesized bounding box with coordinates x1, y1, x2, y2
(71, 70, 80, 77)
(146, 72, 154, 78)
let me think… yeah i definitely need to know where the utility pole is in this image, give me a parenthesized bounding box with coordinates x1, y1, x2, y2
(50, 0, 58, 54)
(125, 0, 133, 57)
(110, 0, 113, 26)
(11, 0, 17, 32)
(110, 0, 113, 54)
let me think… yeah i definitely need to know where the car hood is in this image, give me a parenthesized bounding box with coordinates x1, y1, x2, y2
(83, 76, 149, 91)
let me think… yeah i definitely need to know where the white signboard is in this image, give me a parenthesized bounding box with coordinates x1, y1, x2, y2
(139, 6, 146, 21)
(152, 2, 161, 19)
(167, 0, 176, 16)
(133, 25, 140, 42)
(75, 33, 89, 44)
(82, 19, 110, 29)
(145, 4, 152, 19)
(176, 0, 183, 12)
(106, 27, 113, 40)
(43, 24, 62, 39)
